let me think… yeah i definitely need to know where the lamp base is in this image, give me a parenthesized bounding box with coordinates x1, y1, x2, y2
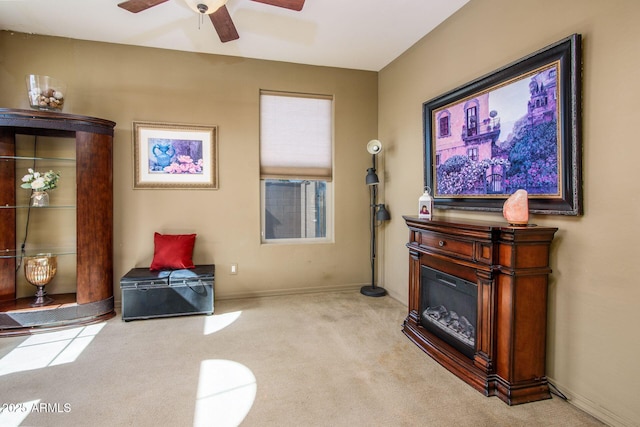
(360, 285, 386, 297)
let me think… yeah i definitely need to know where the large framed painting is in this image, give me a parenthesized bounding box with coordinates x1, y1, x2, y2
(423, 34, 582, 215)
(133, 121, 218, 189)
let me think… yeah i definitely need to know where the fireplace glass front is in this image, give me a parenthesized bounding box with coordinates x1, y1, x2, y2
(420, 266, 477, 359)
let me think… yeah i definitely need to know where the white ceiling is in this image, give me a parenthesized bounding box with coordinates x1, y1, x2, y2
(0, 0, 469, 71)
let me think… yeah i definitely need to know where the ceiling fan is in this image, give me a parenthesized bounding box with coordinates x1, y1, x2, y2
(117, 0, 305, 43)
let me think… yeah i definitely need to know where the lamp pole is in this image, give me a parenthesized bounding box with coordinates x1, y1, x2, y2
(361, 152, 388, 297)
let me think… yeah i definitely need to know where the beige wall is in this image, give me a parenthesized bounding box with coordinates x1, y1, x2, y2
(379, 0, 640, 425)
(3, 0, 639, 423)
(0, 31, 378, 300)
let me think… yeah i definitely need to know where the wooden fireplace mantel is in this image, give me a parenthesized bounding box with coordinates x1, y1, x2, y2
(402, 216, 557, 405)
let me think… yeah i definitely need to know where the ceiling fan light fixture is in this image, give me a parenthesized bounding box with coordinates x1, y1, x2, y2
(184, 0, 227, 14)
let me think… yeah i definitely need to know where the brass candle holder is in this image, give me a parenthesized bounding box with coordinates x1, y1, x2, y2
(24, 254, 57, 306)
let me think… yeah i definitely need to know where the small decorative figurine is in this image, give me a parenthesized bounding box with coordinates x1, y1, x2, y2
(419, 187, 433, 220)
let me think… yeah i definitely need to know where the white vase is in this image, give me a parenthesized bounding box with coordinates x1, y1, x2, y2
(31, 191, 49, 207)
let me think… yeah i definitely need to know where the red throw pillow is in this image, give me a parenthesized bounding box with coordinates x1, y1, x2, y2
(150, 232, 196, 271)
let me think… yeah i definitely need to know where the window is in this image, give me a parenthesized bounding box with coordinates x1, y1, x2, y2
(467, 147, 478, 161)
(260, 91, 333, 242)
(466, 106, 477, 137)
(438, 112, 450, 138)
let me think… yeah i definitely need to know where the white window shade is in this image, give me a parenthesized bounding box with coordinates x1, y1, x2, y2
(260, 91, 333, 181)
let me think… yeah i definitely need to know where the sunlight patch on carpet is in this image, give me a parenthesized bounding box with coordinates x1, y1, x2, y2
(203, 311, 242, 335)
(0, 323, 105, 376)
(193, 359, 256, 427)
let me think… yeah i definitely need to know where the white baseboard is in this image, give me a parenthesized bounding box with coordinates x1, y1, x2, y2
(216, 283, 363, 300)
(113, 284, 367, 308)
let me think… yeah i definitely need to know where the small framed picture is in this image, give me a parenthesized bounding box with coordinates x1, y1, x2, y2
(133, 121, 218, 189)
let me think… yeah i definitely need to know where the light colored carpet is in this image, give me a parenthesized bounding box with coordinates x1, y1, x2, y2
(0, 291, 604, 426)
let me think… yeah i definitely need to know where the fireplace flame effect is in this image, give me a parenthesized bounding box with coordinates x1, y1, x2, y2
(423, 305, 475, 347)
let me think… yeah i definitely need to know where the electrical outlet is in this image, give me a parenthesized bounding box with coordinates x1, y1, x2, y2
(230, 263, 238, 275)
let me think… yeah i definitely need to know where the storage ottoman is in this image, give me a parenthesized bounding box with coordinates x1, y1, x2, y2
(120, 265, 214, 321)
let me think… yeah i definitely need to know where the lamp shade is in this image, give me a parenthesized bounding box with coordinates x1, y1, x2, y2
(366, 139, 382, 155)
(365, 168, 379, 185)
(376, 204, 391, 221)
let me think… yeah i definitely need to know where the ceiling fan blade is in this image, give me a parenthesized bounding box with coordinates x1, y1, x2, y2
(209, 5, 240, 43)
(117, 0, 169, 13)
(251, 0, 305, 12)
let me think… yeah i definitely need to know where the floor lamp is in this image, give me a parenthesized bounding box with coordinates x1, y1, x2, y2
(361, 140, 391, 297)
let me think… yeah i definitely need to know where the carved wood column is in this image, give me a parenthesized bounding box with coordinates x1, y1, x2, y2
(474, 269, 495, 374)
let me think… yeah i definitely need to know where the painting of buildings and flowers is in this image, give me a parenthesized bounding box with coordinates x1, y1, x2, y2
(433, 63, 561, 197)
(147, 139, 204, 175)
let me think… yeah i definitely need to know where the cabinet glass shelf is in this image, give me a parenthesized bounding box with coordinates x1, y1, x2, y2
(0, 248, 76, 259)
(0, 155, 76, 162)
(0, 204, 75, 209)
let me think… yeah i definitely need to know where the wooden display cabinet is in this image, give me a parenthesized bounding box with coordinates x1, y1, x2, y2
(0, 108, 116, 336)
(402, 216, 557, 405)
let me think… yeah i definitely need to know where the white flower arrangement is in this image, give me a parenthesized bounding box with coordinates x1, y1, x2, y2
(21, 168, 60, 191)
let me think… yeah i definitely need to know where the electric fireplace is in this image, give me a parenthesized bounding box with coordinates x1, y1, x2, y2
(402, 216, 557, 405)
